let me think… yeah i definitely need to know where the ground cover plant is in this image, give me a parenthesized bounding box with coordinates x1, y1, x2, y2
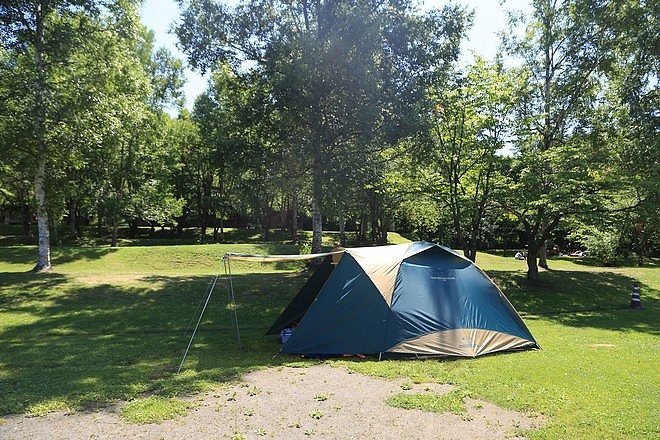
(0, 236, 658, 438)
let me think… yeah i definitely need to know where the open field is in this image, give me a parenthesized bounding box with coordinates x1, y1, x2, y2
(0, 237, 658, 439)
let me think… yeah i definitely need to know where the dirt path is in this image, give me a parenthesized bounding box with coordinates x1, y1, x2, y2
(0, 364, 543, 439)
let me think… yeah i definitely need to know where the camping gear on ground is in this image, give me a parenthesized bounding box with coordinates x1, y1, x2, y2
(279, 328, 294, 344)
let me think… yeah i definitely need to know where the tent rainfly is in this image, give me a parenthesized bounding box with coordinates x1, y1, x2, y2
(226, 241, 539, 358)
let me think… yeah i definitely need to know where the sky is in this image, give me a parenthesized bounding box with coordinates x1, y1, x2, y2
(140, 0, 531, 111)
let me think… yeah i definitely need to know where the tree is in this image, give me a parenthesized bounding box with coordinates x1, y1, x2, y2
(0, 46, 36, 236)
(390, 57, 512, 261)
(0, 0, 146, 268)
(426, 60, 512, 261)
(191, 65, 265, 241)
(176, 0, 470, 253)
(604, 0, 659, 263)
(503, 0, 616, 280)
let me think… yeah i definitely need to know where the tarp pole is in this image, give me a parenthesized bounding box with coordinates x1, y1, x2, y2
(177, 274, 218, 374)
(182, 277, 216, 338)
(224, 257, 243, 352)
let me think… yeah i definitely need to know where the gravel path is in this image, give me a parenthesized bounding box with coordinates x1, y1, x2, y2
(0, 364, 543, 439)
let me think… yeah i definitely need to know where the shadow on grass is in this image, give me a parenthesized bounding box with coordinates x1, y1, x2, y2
(2, 266, 658, 416)
(0, 244, 306, 272)
(0, 246, 119, 267)
(558, 256, 660, 269)
(0, 271, 309, 416)
(489, 269, 659, 335)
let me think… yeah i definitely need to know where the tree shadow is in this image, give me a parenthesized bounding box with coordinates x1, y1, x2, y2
(556, 256, 660, 269)
(0, 272, 70, 305)
(51, 247, 120, 265)
(0, 272, 307, 416)
(0, 246, 119, 268)
(2, 266, 657, 417)
(488, 269, 659, 335)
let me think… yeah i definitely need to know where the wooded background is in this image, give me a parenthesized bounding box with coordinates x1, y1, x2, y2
(0, 0, 657, 279)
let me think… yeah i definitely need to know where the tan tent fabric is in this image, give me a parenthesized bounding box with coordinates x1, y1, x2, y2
(224, 251, 344, 263)
(387, 329, 536, 357)
(346, 242, 435, 304)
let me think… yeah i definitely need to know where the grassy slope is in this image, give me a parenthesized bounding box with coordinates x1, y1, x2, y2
(0, 237, 658, 438)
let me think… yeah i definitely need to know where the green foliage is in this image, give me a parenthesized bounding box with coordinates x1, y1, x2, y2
(120, 396, 189, 424)
(575, 228, 619, 266)
(499, 0, 623, 279)
(177, 0, 473, 252)
(396, 58, 514, 260)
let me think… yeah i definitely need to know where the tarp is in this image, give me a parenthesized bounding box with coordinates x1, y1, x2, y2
(223, 251, 343, 262)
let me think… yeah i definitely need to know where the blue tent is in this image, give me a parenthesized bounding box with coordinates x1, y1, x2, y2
(272, 242, 538, 357)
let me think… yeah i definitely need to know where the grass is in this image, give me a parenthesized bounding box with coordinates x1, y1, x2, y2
(0, 237, 658, 437)
(120, 396, 189, 424)
(387, 390, 467, 415)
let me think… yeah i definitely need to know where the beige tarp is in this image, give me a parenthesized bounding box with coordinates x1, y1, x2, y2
(223, 250, 344, 263)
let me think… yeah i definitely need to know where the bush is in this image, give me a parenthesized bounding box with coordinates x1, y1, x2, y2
(580, 229, 620, 266)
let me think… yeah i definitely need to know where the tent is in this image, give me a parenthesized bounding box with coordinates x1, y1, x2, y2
(261, 241, 538, 358)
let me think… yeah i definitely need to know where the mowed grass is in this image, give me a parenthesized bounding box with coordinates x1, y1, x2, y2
(0, 238, 658, 438)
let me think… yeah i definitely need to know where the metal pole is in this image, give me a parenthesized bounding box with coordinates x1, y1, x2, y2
(225, 258, 243, 352)
(183, 277, 216, 337)
(177, 274, 219, 374)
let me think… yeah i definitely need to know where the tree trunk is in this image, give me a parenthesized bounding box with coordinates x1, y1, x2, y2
(219, 216, 225, 242)
(200, 213, 207, 242)
(311, 150, 323, 254)
(338, 209, 346, 246)
(526, 242, 540, 282)
(539, 242, 548, 269)
(69, 200, 78, 239)
(311, 197, 322, 254)
(111, 218, 119, 247)
(468, 239, 478, 263)
(370, 192, 379, 243)
(32, 3, 51, 271)
(34, 156, 51, 271)
(379, 209, 388, 245)
(359, 212, 367, 241)
(262, 203, 272, 241)
(290, 191, 298, 243)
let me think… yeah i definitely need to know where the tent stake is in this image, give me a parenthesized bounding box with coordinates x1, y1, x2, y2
(177, 274, 219, 374)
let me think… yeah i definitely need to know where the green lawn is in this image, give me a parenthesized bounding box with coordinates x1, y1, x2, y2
(0, 239, 658, 438)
